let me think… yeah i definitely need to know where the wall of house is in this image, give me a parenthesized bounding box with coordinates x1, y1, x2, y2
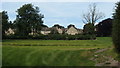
(5, 28, 15, 35)
(57, 28, 63, 34)
(78, 30, 83, 34)
(66, 26, 78, 35)
(41, 31, 51, 35)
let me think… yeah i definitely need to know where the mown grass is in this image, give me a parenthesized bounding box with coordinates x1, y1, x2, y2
(2, 37, 116, 66)
(2, 37, 113, 48)
(2, 46, 95, 66)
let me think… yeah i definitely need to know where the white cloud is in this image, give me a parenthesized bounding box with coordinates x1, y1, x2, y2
(1, 0, 120, 2)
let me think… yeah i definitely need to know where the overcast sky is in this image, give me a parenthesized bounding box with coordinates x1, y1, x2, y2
(1, 1, 118, 28)
(1, 0, 119, 2)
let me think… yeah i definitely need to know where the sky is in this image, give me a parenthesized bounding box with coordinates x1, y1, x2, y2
(1, 0, 119, 2)
(0, 1, 118, 29)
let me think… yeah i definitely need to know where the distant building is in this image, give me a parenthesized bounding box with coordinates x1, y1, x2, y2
(41, 27, 51, 35)
(5, 28, 15, 35)
(52, 24, 64, 34)
(40, 24, 83, 35)
(66, 24, 82, 35)
(5, 24, 83, 36)
(96, 18, 112, 37)
(77, 29, 83, 34)
(57, 27, 63, 34)
(66, 26, 78, 35)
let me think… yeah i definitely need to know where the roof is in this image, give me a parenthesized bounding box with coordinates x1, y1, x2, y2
(77, 29, 83, 31)
(41, 27, 51, 31)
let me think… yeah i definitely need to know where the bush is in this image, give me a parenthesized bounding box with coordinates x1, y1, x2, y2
(83, 23, 95, 35)
(112, 2, 120, 54)
(3, 34, 96, 40)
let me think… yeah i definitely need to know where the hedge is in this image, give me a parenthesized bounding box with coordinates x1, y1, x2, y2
(3, 34, 96, 40)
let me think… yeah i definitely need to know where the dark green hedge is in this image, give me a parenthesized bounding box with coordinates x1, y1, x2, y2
(3, 34, 96, 40)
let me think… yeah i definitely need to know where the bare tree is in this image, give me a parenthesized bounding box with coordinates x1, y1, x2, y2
(82, 3, 105, 25)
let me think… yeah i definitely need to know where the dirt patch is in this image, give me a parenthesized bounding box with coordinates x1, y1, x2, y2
(91, 48, 119, 66)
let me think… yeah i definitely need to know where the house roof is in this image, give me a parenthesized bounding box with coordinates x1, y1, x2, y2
(41, 27, 58, 31)
(41, 27, 51, 31)
(77, 29, 83, 31)
(41, 26, 83, 33)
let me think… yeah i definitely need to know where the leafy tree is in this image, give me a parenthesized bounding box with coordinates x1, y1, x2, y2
(53, 24, 64, 28)
(96, 18, 112, 37)
(50, 27, 59, 34)
(9, 21, 14, 29)
(41, 24, 48, 28)
(2, 11, 10, 38)
(14, 4, 44, 36)
(0, 12, 2, 39)
(83, 23, 95, 35)
(67, 24, 75, 29)
(112, 2, 120, 54)
(83, 23, 96, 39)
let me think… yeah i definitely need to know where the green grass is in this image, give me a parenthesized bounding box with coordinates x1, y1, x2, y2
(3, 46, 95, 66)
(2, 37, 113, 48)
(2, 37, 117, 66)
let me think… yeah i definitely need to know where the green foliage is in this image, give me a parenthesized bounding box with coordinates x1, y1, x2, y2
(3, 34, 96, 40)
(83, 23, 96, 39)
(67, 24, 75, 29)
(112, 2, 120, 54)
(14, 4, 44, 36)
(83, 23, 95, 35)
(53, 24, 64, 29)
(49, 28, 59, 34)
(2, 11, 10, 37)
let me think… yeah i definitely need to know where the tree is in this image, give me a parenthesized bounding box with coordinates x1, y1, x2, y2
(50, 27, 59, 34)
(67, 24, 75, 29)
(82, 3, 105, 39)
(83, 23, 96, 39)
(82, 3, 105, 25)
(2, 11, 10, 38)
(96, 18, 112, 37)
(53, 24, 64, 29)
(83, 23, 95, 35)
(9, 21, 14, 29)
(112, 2, 120, 54)
(0, 12, 2, 39)
(14, 4, 44, 36)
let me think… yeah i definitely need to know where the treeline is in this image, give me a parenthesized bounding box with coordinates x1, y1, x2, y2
(1, 4, 44, 38)
(1, 3, 112, 40)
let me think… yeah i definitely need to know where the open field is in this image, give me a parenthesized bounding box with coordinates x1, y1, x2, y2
(2, 37, 118, 66)
(2, 37, 113, 48)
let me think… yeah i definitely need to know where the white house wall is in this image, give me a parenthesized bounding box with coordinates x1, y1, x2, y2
(66, 26, 78, 35)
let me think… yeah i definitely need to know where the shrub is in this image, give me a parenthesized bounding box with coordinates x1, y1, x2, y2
(112, 2, 120, 54)
(3, 34, 96, 40)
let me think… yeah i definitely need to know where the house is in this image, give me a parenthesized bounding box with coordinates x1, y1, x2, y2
(96, 18, 112, 37)
(5, 24, 83, 36)
(66, 24, 82, 35)
(40, 24, 83, 35)
(77, 29, 83, 34)
(41, 27, 51, 35)
(52, 24, 64, 34)
(57, 28, 63, 34)
(5, 28, 15, 35)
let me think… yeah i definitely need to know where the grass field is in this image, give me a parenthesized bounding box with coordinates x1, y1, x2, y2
(2, 37, 118, 66)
